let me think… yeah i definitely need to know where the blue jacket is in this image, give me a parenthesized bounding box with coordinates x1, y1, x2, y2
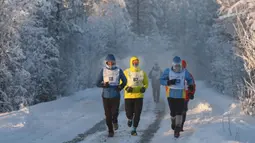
(96, 66, 127, 98)
(160, 68, 194, 98)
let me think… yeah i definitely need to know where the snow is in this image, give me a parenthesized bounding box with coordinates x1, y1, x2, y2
(0, 89, 105, 143)
(188, 102, 212, 115)
(0, 80, 254, 143)
(152, 81, 255, 143)
(80, 93, 158, 143)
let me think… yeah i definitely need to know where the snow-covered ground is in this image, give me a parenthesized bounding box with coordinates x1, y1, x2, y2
(0, 89, 105, 143)
(0, 81, 255, 143)
(152, 81, 255, 143)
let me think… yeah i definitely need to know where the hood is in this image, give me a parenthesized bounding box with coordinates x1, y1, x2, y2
(153, 63, 160, 71)
(182, 60, 187, 69)
(105, 54, 116, 70)
(129, 56, 140, 72)
(105, 54, 116, 62)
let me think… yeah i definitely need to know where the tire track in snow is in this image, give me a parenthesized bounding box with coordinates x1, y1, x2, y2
(139, 100, 166, 143)
(79, 96, 158, 143)
(64, 89, 165, 143)
(63, 103, 125, 143)
(64, 95, 158, 143)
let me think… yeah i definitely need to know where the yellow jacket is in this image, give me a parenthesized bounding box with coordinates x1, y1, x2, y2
(123, 56, 149, 99)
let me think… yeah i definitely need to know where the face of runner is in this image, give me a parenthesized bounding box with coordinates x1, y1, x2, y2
(132, 59, 139, 67)
(172, 62, 182, 72)
(106, 60, 116, 68)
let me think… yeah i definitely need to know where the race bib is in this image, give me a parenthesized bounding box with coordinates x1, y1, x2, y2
(168, 69, 185, 89)
(109, 77, 114, 81)
(127, 70, 144, 87)
(103, 68, 120, 86)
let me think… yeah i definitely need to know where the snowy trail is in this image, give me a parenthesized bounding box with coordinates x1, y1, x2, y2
(138, 101, 165, 143)
(0, 81, 255, 143)
(151, 81, 255, 143)
(63, 103, 126, 143)
(0, 84, 166, 143)
(79, 86, 166, 143)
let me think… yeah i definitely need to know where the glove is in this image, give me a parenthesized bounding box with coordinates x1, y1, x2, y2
(102, 82, 109, 88)
(188, 93, 194, 100)
(188, 85, 194, 92)
(125, 86, 133, 93)
(116, 85, 123, 91)
(140, 87, 146, 93)
(167, 79, 176, 86)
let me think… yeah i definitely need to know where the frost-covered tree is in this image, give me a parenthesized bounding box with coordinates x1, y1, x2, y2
(0, 0, 31, 111)
(206, 23, 244, 96)
(216, 0, 255, 114)
(158, 0, 219, 78)
(96, 2, 131, 54)
(124, 0, 157, 35)
(20, 0, 62, 104)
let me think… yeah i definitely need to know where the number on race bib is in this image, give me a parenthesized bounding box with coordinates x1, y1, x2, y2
(133, 78, 138, 81)
(176, 79, 181, 84)
(109, 77, 113, 81)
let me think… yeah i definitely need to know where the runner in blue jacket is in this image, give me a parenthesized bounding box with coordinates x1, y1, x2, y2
(96, 54, 127, 137)
(160, 56, 194, 138)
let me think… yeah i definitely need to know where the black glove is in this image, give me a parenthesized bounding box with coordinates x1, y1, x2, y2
(167, 79, 176, 86)
(116, 85, 123, 91)
(125, 86, 133, 93)
(188, 85, 194, 92)
(102, 82, 109, 88)
(188, 93, 194, 100)
(140, 87, 146, 93)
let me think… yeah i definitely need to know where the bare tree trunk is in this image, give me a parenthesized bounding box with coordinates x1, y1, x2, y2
(114, 20, 117, 49)
(137, 0, 140, 35)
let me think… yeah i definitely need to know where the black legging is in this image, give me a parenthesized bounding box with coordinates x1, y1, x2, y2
(102, 97, 120, 132)
(182, 100, 189, 128)
(167, 98, 185, 117)
(125, 98, 143, 127)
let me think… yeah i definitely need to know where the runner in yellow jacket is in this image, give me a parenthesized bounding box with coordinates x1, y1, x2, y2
(123, 56, 149, 136)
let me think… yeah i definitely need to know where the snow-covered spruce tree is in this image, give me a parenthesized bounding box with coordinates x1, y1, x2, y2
(56, 0, 102, 93)
(0, 0, 32, 111)
(51, 0, 91, 94)
(20, 0, 62, 104)
(216, 0, 255, 114)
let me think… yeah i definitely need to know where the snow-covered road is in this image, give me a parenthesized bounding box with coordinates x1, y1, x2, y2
(0, 81, 255, 143)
